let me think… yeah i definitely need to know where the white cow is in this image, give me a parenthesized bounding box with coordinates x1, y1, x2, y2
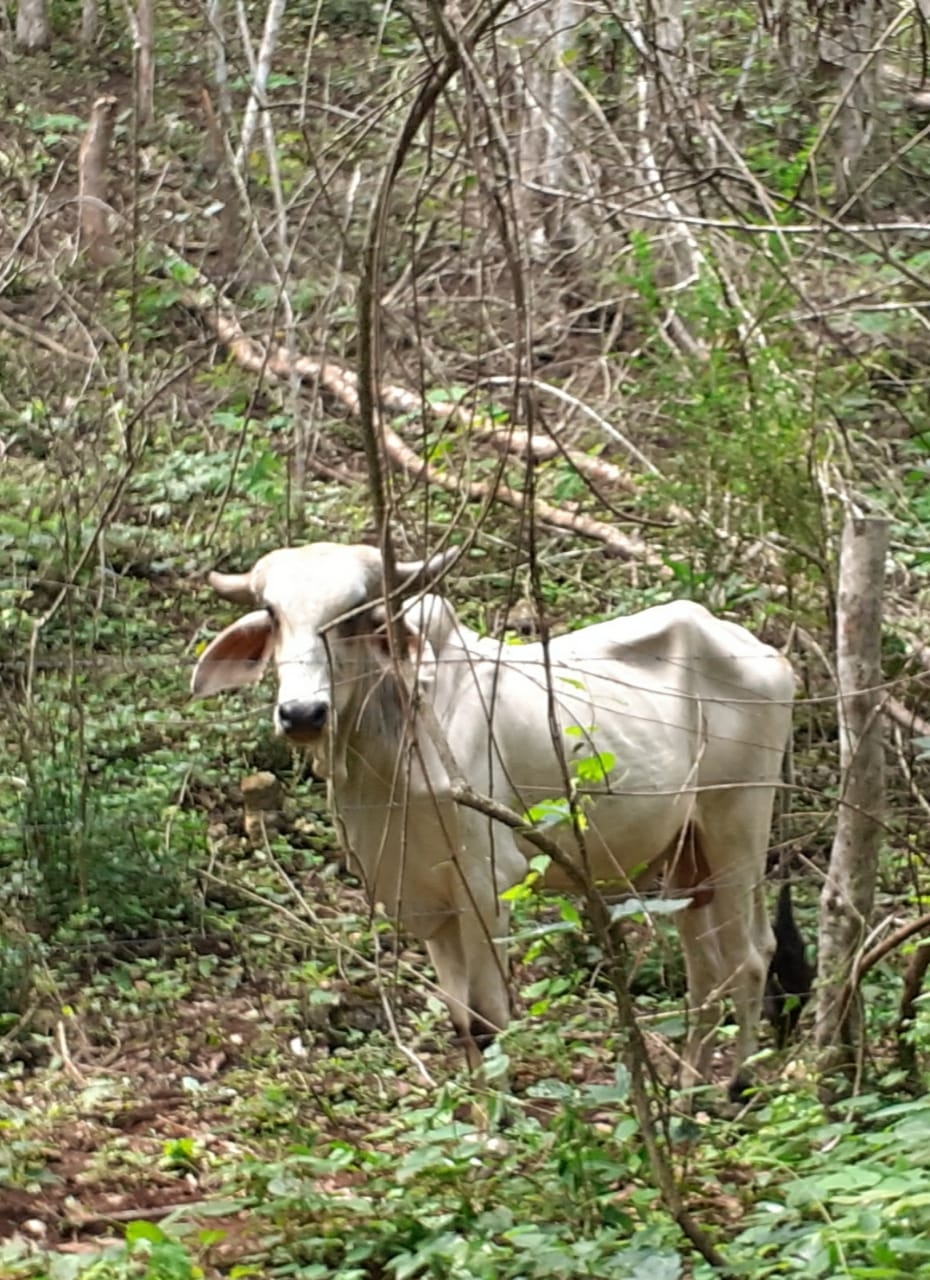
(191, 542, 795, 1096)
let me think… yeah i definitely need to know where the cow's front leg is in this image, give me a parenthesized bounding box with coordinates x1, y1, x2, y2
(426, 912, 511, 1072)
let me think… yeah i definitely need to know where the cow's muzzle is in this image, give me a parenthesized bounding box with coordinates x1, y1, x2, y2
(276, 699, 330, 742)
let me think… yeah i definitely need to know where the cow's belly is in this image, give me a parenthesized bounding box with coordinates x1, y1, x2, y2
(496, 702, 699, 890)
(514, 788, 692, 891)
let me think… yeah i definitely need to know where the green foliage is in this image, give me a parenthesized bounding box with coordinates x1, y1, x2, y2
(662, 340, 817, 541)
(741, 112, 817, 199)
(0, 924, 36, 1020)
(0, 1219, 209, 1278)
(522, 735, 621, 837)
(11, 105, 85, 175)
(239, 1090, 684, 1279)
(3, 4, 930, 1278)
(601, 236, 830, 598)
(718, 1091, 930, 1278)
(1, 717, 202, 941)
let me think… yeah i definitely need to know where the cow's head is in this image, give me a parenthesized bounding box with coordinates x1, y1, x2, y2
(190, 542, 458, 749)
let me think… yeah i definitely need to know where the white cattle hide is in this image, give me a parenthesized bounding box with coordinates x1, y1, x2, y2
(191, 542, 795, 1095)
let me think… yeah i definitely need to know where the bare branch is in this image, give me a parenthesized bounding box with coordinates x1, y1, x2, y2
(177, 271, 660, 563)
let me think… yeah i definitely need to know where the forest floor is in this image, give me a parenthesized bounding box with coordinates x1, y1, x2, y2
(4, 4, 930, 1278)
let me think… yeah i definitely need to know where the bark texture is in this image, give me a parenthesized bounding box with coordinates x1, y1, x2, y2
(507, 0, 583, 252)
(815, 514, 889, 1066)
(77, 95, 120, 266)
(815, 0, 880, 199)
(81, 0, 98, 45)
(15, 0, 51, 49)
(135, 0, 155, 125)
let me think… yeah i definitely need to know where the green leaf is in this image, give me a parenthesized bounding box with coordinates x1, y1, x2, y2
(126, 1220, 168, 1244)
(852, 309, 897, 335)
(580, 1065, 631, 1105)
(609, 897, 692, 921)
(523, 798, 572, 829)
(574, 752, 616, 784)
(557, 899, 582, 926)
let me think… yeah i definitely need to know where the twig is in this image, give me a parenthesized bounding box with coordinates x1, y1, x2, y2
(480, 376, 660, 474)
(897, 942, 930, 1075)
(55, 1018, 87, 1086)
(234, 0, 287, 172)
(884, 696, 930, 742)
(890, 723, 930, 824)
(0, 308, 93, 363)
(371, 928, 437, 1087)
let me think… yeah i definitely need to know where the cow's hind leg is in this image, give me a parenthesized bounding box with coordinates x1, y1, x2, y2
(681, 880, 774, 1099)
(725, 880, 776, 1097)
(677, 811, 775, 1099)
(676, 888, 773, 1099)
(675, 901, 724, 1093)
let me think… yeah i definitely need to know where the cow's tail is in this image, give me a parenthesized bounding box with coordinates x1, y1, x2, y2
(763, 731, 814, 1047)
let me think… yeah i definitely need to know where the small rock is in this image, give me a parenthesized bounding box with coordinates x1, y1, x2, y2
(241, 771, 284, 841)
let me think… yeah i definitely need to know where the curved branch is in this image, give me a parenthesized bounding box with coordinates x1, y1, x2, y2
(355, 0, 515, 579)
(180, 278, 658, 562)
(856, 912, 930, 980)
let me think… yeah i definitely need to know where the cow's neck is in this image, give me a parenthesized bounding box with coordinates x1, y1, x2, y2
(335, 664, 423, 800)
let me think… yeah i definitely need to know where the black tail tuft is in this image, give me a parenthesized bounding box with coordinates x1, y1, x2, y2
(764, 882, 813, 1048)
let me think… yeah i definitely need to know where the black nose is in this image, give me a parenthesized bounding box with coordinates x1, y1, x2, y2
(277, 700, 329, 735)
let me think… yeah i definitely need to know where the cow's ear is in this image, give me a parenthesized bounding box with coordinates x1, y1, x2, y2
(370, 606, 435, 672)
(191, 610, 274, 697)
(407, 626, 437, 687)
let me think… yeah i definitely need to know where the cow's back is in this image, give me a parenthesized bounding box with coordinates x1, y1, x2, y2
(422, 599, 792, 885)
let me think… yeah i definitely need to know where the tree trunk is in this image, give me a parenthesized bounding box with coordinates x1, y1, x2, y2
(15, 0, 51, 49)
(77, 95, 120, 267)
(234, 0, 288, 173)
(815, 514, 889, 1071)
(136, 0, 155, 125)
(507, 0, 583, 254)
(81, 0, 98, 45)
(814, 0, 880, 200)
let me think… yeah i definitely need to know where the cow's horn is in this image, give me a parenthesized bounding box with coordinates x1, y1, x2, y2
(206, 569, 255, 604)
(394, 547, 461, 594)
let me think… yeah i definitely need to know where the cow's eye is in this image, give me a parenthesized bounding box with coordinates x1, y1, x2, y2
(265, 605, 277, 624)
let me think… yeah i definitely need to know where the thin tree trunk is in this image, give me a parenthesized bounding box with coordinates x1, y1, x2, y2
(200, 88, 240, 276)
(815, 514, 889, 1071)
(897, 943, 930, 1078)
(77, 95, 120, 267)
(507, 0, 583, 253)
(81, 0, 98, 45)
(15, 0, 50, 49)
(815, 0, 880, 200)
(121, 0, 154, 124)
(234, 0, 287, 172)
(136, 0, 155, 125)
